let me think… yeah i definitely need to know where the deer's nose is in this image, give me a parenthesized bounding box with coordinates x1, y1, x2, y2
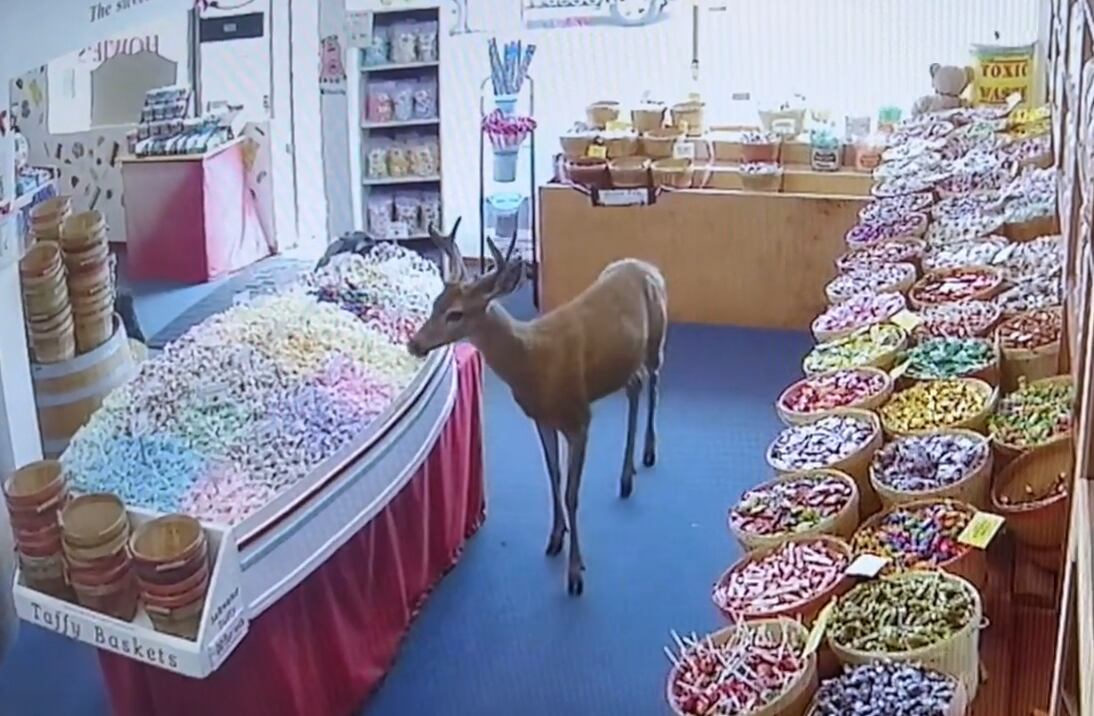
(407, 339, 426, 358)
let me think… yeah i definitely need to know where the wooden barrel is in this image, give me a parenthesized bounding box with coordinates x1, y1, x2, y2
(31, 316, 135, 457)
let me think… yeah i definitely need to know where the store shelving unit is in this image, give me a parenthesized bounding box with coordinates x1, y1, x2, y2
(1048, 1, 1094, 715)
(359, 4, 443, 243)
(477, 76, 539, 304)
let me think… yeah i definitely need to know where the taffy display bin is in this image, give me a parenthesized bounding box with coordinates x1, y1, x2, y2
(766, 408, 884, 517)
(907, 267, 1006, 311)
(996, 309, 1062, 392)
(728, 470, 861, 551)
(666, 618, 818, 716)
(712, 535, 854, 624)
(802, 325, 909, 377)
(1003, 212, 1060, 243)
(775, 368, 894, 427)
(989, 375, 1073, 468)
(868, 429, 993, 511)
(850, 498, 988, 591)
(826, 572, 983, 702)
(803, 669, 970, 716)
(991, 437, 1073, 550)
(12, 507, 248, 678)
(835, 238, 927, 276)
(879, 378, 998, 438)
(898, 338, 1001, 390)
(823, 264, 916, 305)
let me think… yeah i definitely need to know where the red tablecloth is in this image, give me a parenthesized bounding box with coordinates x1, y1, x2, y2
(100, 346, 485, 716)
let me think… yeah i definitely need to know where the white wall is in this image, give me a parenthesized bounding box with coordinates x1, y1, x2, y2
(437, 0, 1040, 255)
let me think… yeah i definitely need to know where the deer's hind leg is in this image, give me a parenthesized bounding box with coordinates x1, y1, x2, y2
(643, 298, 667, 468)
(620, 374, 642, 499)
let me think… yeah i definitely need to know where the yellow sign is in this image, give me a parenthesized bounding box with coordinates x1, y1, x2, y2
(958, 512, 1006, 549)
(605, 120, 631, 132)
(586, 145, 607, 159)
(804, 600, 836, 656)
(890, 309, 923, 333)
(889, 361, 911, 380)
(972, 43, 1035, 107)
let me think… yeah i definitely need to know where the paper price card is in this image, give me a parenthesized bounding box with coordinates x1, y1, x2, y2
(889, 309, 923, 333)
(605, 120, 631, 132)
(889, 361, 911, 380)
(672, 141, 696, 160)
(804, 600, 836, 656)
(958, 512, 1006, 549)
(586, 145, 607, 159)
(846, 554, 890, 578)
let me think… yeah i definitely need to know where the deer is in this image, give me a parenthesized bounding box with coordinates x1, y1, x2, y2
(407, 219, 667, 596)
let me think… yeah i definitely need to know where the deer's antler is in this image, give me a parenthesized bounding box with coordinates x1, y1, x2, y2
(429, 218, 465, 282)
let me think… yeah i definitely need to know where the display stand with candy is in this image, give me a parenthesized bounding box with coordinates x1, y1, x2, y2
(483, 110, 537, 183)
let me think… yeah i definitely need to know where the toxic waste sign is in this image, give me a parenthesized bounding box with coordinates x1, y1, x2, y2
(973, 43, 1036, 106)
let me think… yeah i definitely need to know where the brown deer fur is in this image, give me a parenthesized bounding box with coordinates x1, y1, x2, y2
(407, 220, 667, 596)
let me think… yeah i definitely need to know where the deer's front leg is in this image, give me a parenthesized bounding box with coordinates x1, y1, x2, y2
(535, 421, 565, 556)
(621, 374, 641, 498)
(563, 427, 588, 596)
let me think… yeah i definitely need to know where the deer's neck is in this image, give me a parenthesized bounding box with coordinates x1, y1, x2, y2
(469, 302, 534, 390)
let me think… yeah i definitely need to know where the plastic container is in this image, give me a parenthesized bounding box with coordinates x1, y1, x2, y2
(494, 94, 518, 116)
(493, 148, 519, 183)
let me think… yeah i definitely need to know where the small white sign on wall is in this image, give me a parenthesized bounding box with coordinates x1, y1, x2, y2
(345, 12, 373, 47)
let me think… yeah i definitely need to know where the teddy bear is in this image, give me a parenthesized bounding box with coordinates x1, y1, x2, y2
(912, 63, 974, 116)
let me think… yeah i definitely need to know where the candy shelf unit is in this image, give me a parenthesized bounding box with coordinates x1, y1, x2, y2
(477, 75, 539, 305)
(1051, 1, 1094, 715)
(12, 510, 248, 679)
(359, 4, 443, 243)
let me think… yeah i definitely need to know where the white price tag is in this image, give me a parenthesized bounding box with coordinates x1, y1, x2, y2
(672, 141, 696, 160)
(389, 221, 410, 239)
(232, 290, 251, 306)
(846, 554, 890, 578)
(596, 189, 649, 207)
(345, 12, 374, 47)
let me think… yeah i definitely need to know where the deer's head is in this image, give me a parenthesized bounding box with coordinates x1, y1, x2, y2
(407, 218, 524, 357)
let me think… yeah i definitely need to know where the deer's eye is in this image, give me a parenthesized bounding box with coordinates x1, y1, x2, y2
(445, 310, 464, 324)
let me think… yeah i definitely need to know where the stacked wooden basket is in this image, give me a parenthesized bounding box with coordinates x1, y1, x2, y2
(20, 199, 117, 363)
(60, 210, 116, 354)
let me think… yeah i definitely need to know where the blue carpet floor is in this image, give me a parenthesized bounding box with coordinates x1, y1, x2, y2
(0, 275, 812, 716)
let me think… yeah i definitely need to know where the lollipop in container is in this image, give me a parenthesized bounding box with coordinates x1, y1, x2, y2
(483, 109, 537, 183)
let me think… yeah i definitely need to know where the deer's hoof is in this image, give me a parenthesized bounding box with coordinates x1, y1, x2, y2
(545, 531, 565, 557)
(642, 445, 657, 467)
(567, 572, 584, 596)
(620, 471, 634, 499)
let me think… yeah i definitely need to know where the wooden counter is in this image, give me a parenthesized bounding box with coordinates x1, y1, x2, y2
(538, 184, 867, 329)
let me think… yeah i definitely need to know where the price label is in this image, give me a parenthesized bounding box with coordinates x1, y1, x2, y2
(958, 512, 1006, 549)
(804, 600, 836, 656)
(586, 144, 607, 159)
(232, 290, 252, 306)
(672, 141, 696, 160)
(605, 120, 631, 132)
(889, 309, 923, 332)
(889, 360, 911, 380)
(846, 554, 890, 578)
(389, 221, 410, 239)
(596, 189, 649, 207)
